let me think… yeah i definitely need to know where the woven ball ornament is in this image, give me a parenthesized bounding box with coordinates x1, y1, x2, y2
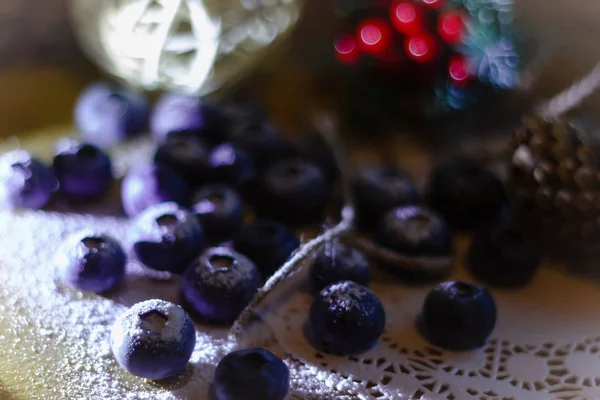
(69, 0, 303, 96)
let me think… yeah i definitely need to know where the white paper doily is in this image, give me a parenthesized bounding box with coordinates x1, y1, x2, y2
(1, 137, 600, 399)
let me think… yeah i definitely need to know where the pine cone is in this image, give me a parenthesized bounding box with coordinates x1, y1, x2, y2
(509, 115, 600, 253)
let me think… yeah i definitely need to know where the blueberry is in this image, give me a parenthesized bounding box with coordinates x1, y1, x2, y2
(427, 159, 506, 231)
(52, 139, 113, 201)
(151, 93, 226, 144)
(208, 143, 256, 188)
(131, 202, 204, 274)
(352, 165, 421, 230)
(233, 220, 299, 279)
(154, 136, 211, 187)
(212, 348, 289, 400)
(292, 133, 339, 183)
(111, 299, 196, 380)
(253, 159, 329, 226)
(375, 206, 451, 257)
(74, 82, 148, 149)
(309, 241, 369, 295)
(182, 247, 261, 323)
(121, 164, 190, 217)
(0, 150, 58, 209)
(192, 185, 244, 244)
(309, 281, 385, 355)
(227, 120, 286, 167)
(468, 218, 542, 288)
(420, 281, 496, 350)
(57, 231, 126, 293)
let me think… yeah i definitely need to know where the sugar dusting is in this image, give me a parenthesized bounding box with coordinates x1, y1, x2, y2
(0, 205, 346, 399)
(0, 208, 234, 399)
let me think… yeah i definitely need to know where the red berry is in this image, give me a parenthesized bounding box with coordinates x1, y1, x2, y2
(334, 34, 360, 64)
(405, 35, 439, 63)
(356, 19, 391, 56)
(422, 0, 443, 8)
(390, 2, 423, 35)
(449, 55, 469, 84)
(438, 12, 465, 44)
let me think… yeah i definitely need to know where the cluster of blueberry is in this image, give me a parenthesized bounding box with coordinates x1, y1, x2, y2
(0, 80, 543, 398)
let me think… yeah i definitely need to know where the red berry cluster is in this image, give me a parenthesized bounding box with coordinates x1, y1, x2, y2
(334, 0, 470, 85)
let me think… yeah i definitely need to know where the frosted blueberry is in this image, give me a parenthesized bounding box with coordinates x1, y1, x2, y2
(57, 231, 126, 293)
(111, 299, 196, 380)
(182, 247, 261, 324)
(131, 202, 204, 274)
(309, 281, 385, 355)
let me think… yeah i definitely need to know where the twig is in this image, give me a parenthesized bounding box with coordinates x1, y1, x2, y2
(229, 206, 355, 341)
(536, 60, 600, 120)
(345, 234, 452, 276)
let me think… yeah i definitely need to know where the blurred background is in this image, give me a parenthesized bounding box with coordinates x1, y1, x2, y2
(1, 0, 600, 137)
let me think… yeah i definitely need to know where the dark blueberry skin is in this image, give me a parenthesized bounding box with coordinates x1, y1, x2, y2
(74, 82, 148, 149)
(0, 150, 57, 209)
(427, 159, 507, 231)
(233, 220, 300, 279)
(57, 232, 126, 293)
(151, 93, 226, 144)
(154, 136, 211, 187)
(111, 299, 196, 380)
(309, 281, 385, 355)
(420, 281, 497, 351)
(131, 202, 204, 274)
(208, 143, 256, 188)
(309, 241, 369, 295)
(212, 348, 289, 400)
(293, 133, 339, 183)
(352, 165, 421, 230)
(227, 120, 286, 167)
(468, 218, 542, 288)
(253, 159, 329, 226)
(192, 185, 244, 244)
(182, 247, 261, 324)
(375, 205, 452, 257)
(52, 139, 113, 201)
(121, 164, 190, 217)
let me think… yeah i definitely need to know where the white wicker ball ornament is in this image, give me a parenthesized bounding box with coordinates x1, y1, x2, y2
(69, 0, 302, 95)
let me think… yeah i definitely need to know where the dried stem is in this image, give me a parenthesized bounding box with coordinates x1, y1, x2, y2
(229, 207, 355, 341)
(345, 234, 452, 276)
(536, 60, 600, 120)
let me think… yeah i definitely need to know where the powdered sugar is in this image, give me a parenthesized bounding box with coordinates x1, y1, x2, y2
(321, 281, 374, 304)
(0, 201, 341, 399)
(0, 208, 233, 399)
